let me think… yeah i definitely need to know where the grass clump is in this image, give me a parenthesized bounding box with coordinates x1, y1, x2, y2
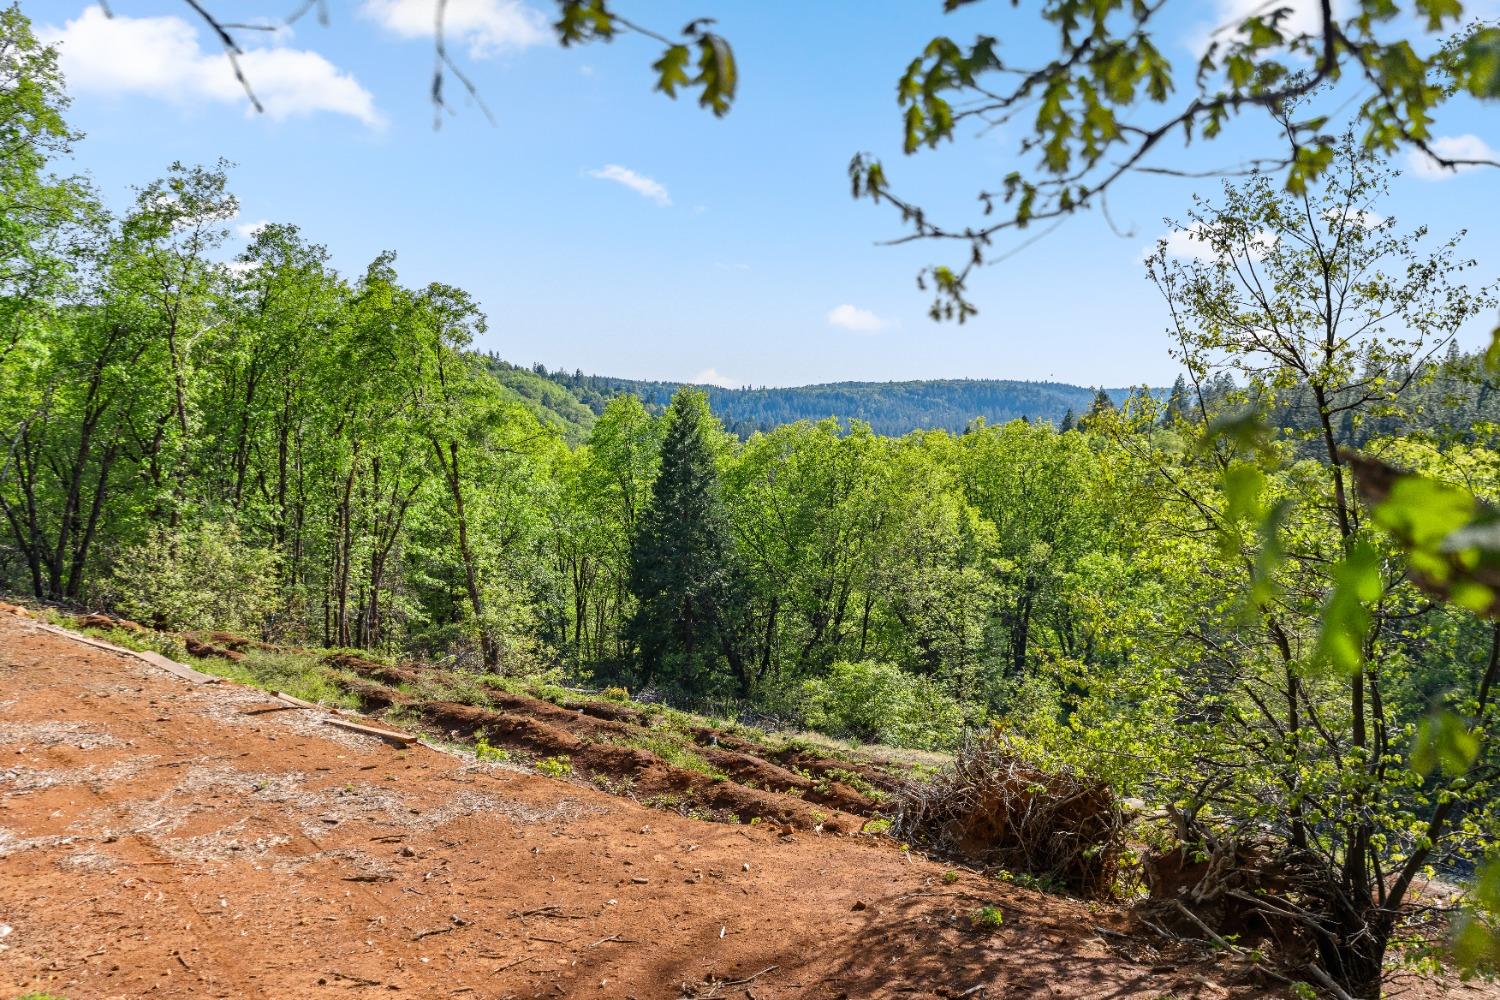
(621, 731, 725, 779)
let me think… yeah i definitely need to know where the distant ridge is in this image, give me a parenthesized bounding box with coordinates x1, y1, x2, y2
(478, 355, 1141, 441)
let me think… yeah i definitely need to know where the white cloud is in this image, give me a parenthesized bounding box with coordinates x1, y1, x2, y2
(1407, 135, 1500, 181)
(1190, 1, 1347, 58)
(586, 165, 671, 207)
(235, 218, 270, 239)
(362, 0, 548, 56)
(690, 368, 737, 388)
(1148, 221, 1275, 263)
(826, 303, 889, 333)
(1323, 207, 1386, 230)
(41, 7, 383, 127)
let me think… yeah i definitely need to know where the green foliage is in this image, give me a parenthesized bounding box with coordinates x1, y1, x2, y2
(475, 737, 510, 762)
(969, 905, 1004, 930)
(108, 521, 279, 634)
(535, 755, 573, 778)
(851, 0, 1500, 319)
(798, 660, 964, 751)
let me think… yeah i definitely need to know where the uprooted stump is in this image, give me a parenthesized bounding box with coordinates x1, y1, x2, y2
(893, 734, 1123, 899)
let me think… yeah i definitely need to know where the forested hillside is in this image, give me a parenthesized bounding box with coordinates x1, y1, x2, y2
(499, 361, 1136, 438)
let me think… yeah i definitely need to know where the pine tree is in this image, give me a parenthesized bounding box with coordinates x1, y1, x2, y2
(627, 389, 748, 695)
(1163, 375, 1190, 426)
(1059, 408, 1076, 432)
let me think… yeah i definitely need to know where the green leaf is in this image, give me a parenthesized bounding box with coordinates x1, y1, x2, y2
(1413, 709, 1479, 778)
(1316, 542, 1381, 674)
(1458, 28, 1500, 99)
(652, 44, 692, 98)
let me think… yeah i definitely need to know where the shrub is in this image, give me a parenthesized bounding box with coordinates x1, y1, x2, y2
(602, 685, 631, 702)
(536, 755, 572, 778)
(108, 520, 279, 634)
(798, 660, 964, 751)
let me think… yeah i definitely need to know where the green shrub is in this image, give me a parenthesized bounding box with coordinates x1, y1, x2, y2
(799, 660, 964, 751)
(108, 520, 279, 634)
(601, 685, 631, 702)
(536, 755, 572, 778)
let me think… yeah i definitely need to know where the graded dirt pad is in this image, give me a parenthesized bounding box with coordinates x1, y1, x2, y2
(0, 618, 1482, 1000)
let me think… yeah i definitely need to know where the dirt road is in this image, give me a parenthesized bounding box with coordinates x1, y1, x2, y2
(0, 614, 1321, 998)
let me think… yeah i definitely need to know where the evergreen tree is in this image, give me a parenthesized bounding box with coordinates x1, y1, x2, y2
(1163, 375, 1190, 426)
(627, 390, 748, 695)
(1059, 408, 1076, 432)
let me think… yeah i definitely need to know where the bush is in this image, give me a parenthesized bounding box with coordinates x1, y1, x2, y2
(799, 660, 964, 751)
(108, 521, 279, 634)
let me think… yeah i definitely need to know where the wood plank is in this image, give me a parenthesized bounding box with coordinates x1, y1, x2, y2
(321, 718, 417, 746)
(31, 622, 221, 685)
(271, 691, 323, 711)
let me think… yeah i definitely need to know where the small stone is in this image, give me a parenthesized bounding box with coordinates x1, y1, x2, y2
(851, 900, 867, 911)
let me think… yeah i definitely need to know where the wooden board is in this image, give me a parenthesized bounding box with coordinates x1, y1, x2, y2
(32, 622, 221, 685)
(321, 718, 417, 746)
(271, 691, 323, 711)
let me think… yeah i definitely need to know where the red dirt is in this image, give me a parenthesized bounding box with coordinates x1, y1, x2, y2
(0, 616, 1481, 1000)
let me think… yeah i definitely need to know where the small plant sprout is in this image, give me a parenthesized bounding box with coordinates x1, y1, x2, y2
(942, 869, 959, 885)
(970, 905, 1004, 930)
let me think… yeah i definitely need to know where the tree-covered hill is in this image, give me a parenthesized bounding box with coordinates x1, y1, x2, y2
(480, 356, 1135, 439)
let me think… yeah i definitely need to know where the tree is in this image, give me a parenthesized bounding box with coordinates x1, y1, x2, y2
(1076, 141, 1497, 995)
(1162, 375, 1190, 427)
(627, 389, 747, 696)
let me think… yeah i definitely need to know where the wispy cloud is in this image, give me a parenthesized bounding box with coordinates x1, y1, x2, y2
(690, 368, 737, 388)
(826, 303, 889, 333)
(41, 6, 383, 127)
(1407, 135, 1500, 181)
(587, 165, 671, 207)
(361, 0, 549, 56)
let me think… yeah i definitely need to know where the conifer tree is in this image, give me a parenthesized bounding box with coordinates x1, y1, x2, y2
(1163, 375, 1190, 426)
(627, 389, 748, 695)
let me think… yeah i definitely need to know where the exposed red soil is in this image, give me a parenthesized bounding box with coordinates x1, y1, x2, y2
(327, 656, 879, 823)
(1, 616, 1485, 999)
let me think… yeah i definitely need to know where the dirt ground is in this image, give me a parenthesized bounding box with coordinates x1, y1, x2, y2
(0, 615, 1488, 1000)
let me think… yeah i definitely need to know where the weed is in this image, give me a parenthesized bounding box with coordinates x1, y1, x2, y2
(621, 732, 725, 780)
(535, 755, 572, 778)
(970, 905, 1005, 930)
(602, 685, 631, 702)
(861, 817, 892, 835)
(475, 737, 509, 762)
(942, 869, 960, 885)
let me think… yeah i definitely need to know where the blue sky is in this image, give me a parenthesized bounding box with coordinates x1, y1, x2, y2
(24, 0, 1500, 387)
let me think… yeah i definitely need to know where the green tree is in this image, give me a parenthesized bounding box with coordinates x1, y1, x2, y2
(627, 389, 747, 695)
